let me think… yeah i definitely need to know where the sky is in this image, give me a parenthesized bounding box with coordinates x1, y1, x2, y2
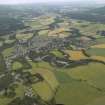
(0, 0, 105, 4)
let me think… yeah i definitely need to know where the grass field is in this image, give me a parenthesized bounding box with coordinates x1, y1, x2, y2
(55, 71, 105, 105)
(16, 33, 33, 40)
(72, 20, 105, 37)
(29, 61, 59, 100)
(67, 63, 105, 90)
(38, 30, 49, 36)
(32, 81, 54, 101)
(50, 49, 64, 58)
(91, 56, 105, 62)
(12, 61, 23, 70)
(2, 47, 14, 58)
(54, 61, 105, 105)
(91, 44, 105, 48)
(86, 48, 105, 56)
(87, 96, 105, 105)
(55, 81, 104, 105)
(96, 38, 105, 43)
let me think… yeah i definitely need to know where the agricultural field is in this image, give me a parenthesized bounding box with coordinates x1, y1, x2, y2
(16, 33, 33, 41)
(2, 47, 14, 58)
(91, 44, 105, 48)
(65, 50, 88, 60)
(86, 48, 105, 56)
(0, 3, 105, 105)
(71, 20, 105, 38)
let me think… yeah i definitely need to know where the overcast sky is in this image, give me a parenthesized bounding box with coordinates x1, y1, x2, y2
(0, 0, 105, 4)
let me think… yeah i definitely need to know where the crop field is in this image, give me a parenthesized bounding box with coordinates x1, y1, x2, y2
(12, 61, 23, 70)
(2, 47, 14, 58)
(55, 81, 104, 105)
(28, 61, 59, 100)
(32, 81, 54, 101)
(53, 62, 105, 105)
(54, 70, 105, 105)
(86, 48, 105, 56)
(48, 28, 70, 38)
(16, 33, 33, 40)
(38, 30, 49, 36)
(91, 44, 105, 48)
(71, 20, 105, 37)
(65, 50, 87, 60)
(91, 56, 105, 62)
(67, 63, 105, 89)
(50, 49, 64, 58)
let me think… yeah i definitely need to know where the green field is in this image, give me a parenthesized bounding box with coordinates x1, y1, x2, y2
(53, 62, 105, 105)
(86, 48, 105, 56)
(55, 80, 104, 105)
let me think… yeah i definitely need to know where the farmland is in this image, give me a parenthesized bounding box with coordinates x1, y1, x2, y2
(0, 3, 105, 105)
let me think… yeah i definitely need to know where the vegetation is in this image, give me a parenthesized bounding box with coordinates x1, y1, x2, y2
(0, 3, 105, 105)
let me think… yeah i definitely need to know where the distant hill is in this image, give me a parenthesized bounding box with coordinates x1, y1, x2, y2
(64, 6, 105, 23)
(0, 16, 25, 35)
(89, 6, 105, 15)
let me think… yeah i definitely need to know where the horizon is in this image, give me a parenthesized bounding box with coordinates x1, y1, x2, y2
(0, 0, 105, 5)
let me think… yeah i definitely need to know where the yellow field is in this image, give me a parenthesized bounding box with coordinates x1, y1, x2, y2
(65, 50, 87, 61)
(91, 56, 105, 62)
(48, 28, 70, 38)
(91, 44, 105, 48)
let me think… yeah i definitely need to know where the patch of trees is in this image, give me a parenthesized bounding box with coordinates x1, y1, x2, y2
(0, 17, 25, 35)
(97, 30, 105, 36)
(29, 51, 48, 61)
(65, 12, 105, 23)
(89, 6, 105, 15)
(8, 96, 49, 105)
(21, 72, 44, 85)
(0, 53, 6, 73)
(0, 73, 13, 92)
(0, 40, 16, 52)
(70, 28, 82, 36)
